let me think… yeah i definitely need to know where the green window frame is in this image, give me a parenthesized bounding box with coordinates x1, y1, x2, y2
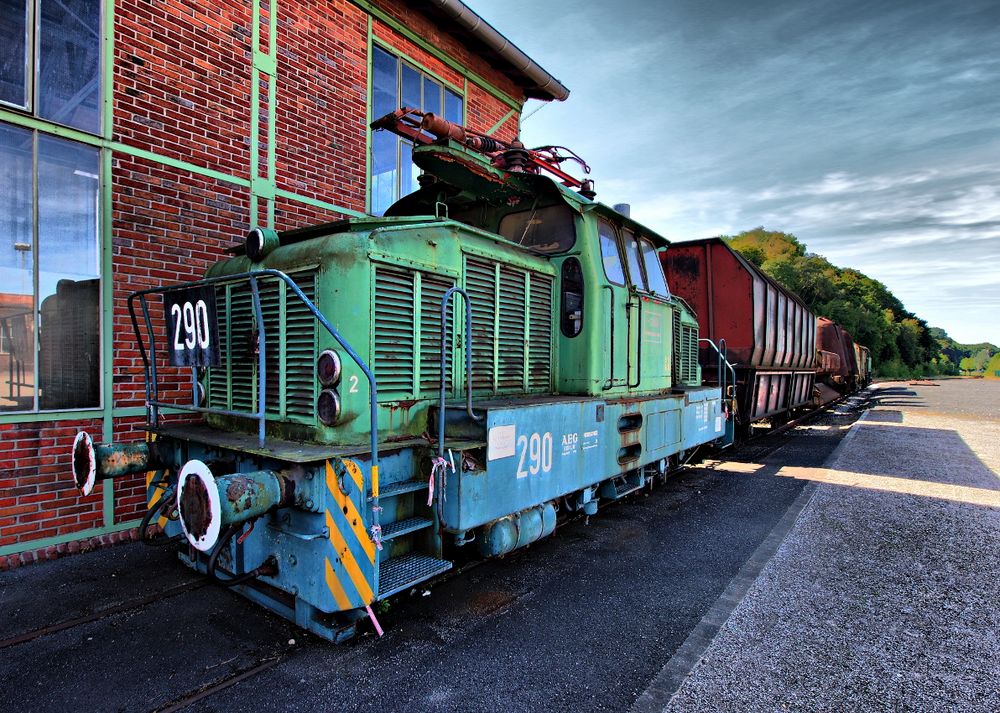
(1, 0, 104, 136)
(369, 43, 464, 215)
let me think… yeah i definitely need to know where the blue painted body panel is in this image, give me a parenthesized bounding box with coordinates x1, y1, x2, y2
(441, 386, 729, 532)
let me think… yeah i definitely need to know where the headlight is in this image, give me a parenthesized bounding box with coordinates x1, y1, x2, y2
(317, 349, 342, 386)
(317, 389, 342, 425)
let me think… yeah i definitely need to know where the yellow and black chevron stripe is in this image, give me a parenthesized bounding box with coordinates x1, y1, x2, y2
(323, 458, 376, 610)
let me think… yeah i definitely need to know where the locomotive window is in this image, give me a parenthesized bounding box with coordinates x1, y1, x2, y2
(499, 204, 576, 254)
(639, 238, 670, 297)
(598, 221, 625, 285)
(560, 257, 584, 337)
(622, 229, 647, 290)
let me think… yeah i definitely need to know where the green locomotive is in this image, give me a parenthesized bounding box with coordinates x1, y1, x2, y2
(71, 110, 734, 641)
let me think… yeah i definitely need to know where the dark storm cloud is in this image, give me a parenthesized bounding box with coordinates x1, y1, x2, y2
(472, 0, 1000, 342)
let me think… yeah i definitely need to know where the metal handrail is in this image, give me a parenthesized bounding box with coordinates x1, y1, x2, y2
(126, 269, 381, 491)
(437, 287, 480, 462)
(699, 337, 737, 408)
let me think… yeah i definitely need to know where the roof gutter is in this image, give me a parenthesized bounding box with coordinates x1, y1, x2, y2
(423, 0, 570, 102)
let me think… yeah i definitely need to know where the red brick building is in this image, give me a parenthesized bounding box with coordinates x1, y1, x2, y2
(0, 0, 567, 565)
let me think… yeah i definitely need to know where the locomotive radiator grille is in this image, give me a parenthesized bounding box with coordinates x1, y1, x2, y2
(671, 309, 700, 386)
(373, 265, 457, 399)
(205, 270, 317, 421)
(464, 256, 553, 395)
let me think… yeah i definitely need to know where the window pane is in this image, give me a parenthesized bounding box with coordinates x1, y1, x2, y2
(401, 65, 421, 109)
(399, 140, 419, 198)
(499, 204, 577, 254)
(0, 123, 35, 412)
(423, 77, 441, 117)
(0, 0, 29, 108)
(371, 130, 397, 215)
(623, 229, 646, 290)
(39, 0, 101, 134)
(37, 134, 100, 409)
(372, 46, 398, 120)
(598, 221, 625, 285)
(444, 89, 463, 124)
(640, 238, 670, 297)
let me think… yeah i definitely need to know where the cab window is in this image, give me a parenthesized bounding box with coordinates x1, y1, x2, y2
(622, 229, 646, 291)
(499, 204, 576, 254)
(640, 238, 670, 297)
(598, 220, 625, 285)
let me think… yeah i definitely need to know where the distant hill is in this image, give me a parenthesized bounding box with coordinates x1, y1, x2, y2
(721, 228, 959, 378)
(929, 327, 997, 374)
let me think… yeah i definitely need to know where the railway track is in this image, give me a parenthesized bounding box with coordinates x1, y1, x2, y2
(0, 579, 207, 650)
(3, 393, 869, 713)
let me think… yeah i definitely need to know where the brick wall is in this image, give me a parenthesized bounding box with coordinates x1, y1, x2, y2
(0, 0, 527, 562)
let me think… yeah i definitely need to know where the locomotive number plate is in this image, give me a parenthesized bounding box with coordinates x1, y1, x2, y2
(163, 286, 220, 367)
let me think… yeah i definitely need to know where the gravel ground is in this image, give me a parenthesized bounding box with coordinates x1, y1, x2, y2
(665, 380, 1000, 712)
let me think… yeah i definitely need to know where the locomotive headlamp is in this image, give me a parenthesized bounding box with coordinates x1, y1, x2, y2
(317, 389, 342, 425)
(245, 226, 279, 262)
(317, 349, 342, 386)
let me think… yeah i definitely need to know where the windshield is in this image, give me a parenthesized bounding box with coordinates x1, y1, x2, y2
(598, 220, 625, 285)
(640, 238, 670, 297)
(499, 204, 576, 254)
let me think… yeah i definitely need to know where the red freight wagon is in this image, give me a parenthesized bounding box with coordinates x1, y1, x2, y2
(817, 317, 860, 391)
(663, 237, 817, 431)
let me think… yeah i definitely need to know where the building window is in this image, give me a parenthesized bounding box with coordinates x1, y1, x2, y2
(0, 0, 102, 135)
(0, 123, 101, 413)
(370, 45, 464, 215)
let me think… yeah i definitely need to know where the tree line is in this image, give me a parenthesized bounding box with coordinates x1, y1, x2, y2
(720, 228, 994, 378)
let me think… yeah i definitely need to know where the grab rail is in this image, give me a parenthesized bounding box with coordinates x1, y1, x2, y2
(699, 337, 737, 409)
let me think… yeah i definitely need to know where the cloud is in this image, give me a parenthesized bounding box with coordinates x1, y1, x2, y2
(472, 0, 1000, 343)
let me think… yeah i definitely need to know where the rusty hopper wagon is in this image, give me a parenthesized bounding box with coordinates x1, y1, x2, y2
(663, 237, 817, 435)
(817, 317, 860, 392)
(68, 109, 735, 642)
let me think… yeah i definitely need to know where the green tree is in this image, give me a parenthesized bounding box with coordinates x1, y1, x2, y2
(719, 228, 989, 378)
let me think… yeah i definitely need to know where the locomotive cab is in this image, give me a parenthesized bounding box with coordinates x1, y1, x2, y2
(66, 114, 733, 642)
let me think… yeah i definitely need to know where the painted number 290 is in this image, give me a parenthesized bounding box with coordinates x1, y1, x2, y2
(516, 431, 553, 479)
(171, 300, 211, 351)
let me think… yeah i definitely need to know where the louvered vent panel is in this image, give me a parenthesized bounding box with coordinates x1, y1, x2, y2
(497, 266, 527, 390)
(284, 272, 317, 419)
(229, 285, 256, 412)
(527, 273, 553, 390)
(374, 266, 416, 396)
(259, 281, 281, 416)
(205, 271, 318, 420)
(682, 324, 699, 384)
(464, 257, 496, 391)
(207, 286, 229, 408)
(671, 310, 682, 386)
(419, 273, 456, 395)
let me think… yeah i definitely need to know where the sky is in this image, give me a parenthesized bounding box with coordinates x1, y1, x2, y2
(472, 0, 1000, 345)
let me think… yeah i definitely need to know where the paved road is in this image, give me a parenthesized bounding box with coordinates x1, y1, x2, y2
(664, 379, 1000, 711)
(1, 393, 871, 713)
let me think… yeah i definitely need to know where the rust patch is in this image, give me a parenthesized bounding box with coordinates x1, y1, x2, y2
(465, 589, 520, 617)
(179, 473, 211, 540)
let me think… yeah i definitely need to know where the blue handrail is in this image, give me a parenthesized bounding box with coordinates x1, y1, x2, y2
(126, 268, 381, 489)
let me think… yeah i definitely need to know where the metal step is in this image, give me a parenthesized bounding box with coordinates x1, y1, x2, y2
(381, 516, 433, 541)
(369, 479, 427, 501)
(378, 553, 452, 599)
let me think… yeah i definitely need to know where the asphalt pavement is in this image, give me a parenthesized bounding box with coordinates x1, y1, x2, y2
(664, 379, 1000, 711)
(1, 390, 871, 712)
